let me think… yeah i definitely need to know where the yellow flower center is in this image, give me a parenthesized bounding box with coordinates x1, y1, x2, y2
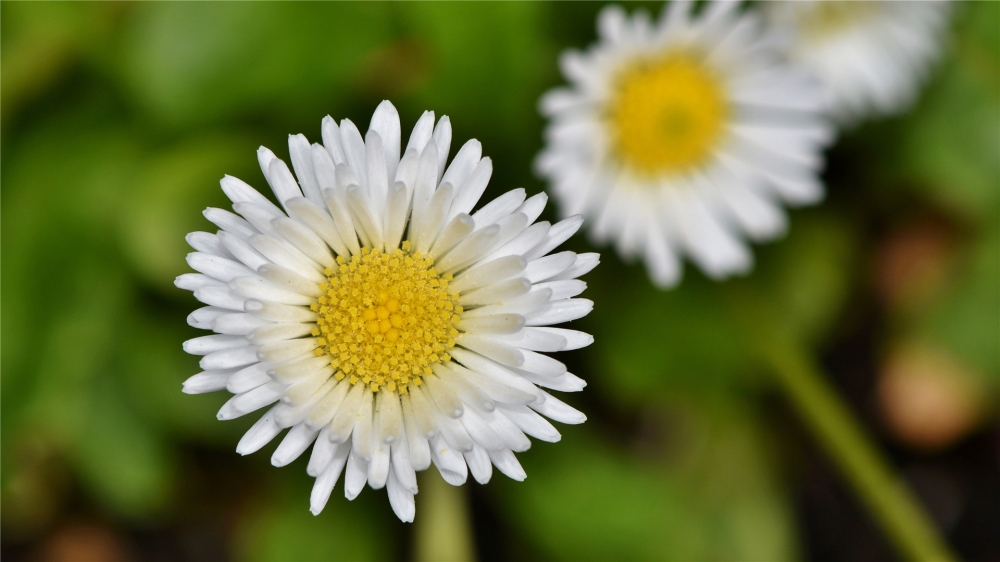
(310, 241, 461, 394)
(796, 2, 876, 43)
(608, 53, 728, 177)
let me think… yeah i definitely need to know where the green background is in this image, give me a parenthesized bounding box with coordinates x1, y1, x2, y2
(2, 2, 997, 560)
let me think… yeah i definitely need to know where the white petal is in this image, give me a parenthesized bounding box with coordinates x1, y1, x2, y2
(549, 252, 600, 281)
(307, 427, 337, 477)
(458, 407, 505, 451)
(229, 276, 314, 307)
(369, 100, 402, 183)
(432, 116, 452, 180)
(428, 213, 475, 261)
(487, 448, 526, 481)
(244, 299, 316, 323)
(524, 298, 593, 326)
(249, 322, 313, 345)
(184, 334, 247, 355)
(405, 110, 435, 154)
(344, 450, 369, 500)
(440, 139, 482, 196)
(186, 231, 232, 258)
(214, 313, 272, 336)
(328, 383, 365, 443)
(271, 423, 319, 467)
(523, 252, 575, 283)
(310, 443, 350, 514)
(230, 380, 285, 418)
(182, 370, 233, 394)
(449, 348, 540, 399)
(437, 224, 501, 275)
(186, 305, 227, 329)
(270, 217, 335, 268)
(367, 436, 391, 490)
(305, 379, 352, 430)
(288, 134, 323, 205)
(227, 362, 272, 394)
(531, 391, 586, 424)
(456, 313, 525, 336)
(422, 375, 464, 419)
(458, 277, 530, 308)
(220, 175, 285, 217)
(375, 391, 404, 444)
(339, 119, 367, 189)
(321, 116, 346, 165)
(218, 231, 270, 271)
(401, 395, 432, 471)
(533, 279, 586, 300)
(448, 157, 493, 221)
(204, 208, 256, 240)
(265, 158, 305, 212)
(464, 445, 493, 484)
(364, 130, 389, 212)
(236, 406, 283, 455)
(429, 434, 468, 486)
(450, 255, 526, 294)
(200, 345, 260, 370)
(352, 387, 375, 461)
(391, 438, 419, 494)
(471, 188, 526, 229)
(187, 253, 255, 283)
(524, 215, 583, 260)
(386, 470, 415, 523)
(256, 263, 321, 297)
(496, 403, 561, 442)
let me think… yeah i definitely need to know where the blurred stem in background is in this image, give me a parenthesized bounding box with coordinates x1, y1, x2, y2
(414, 469, 475, 562)
(742, 302, 956, 562)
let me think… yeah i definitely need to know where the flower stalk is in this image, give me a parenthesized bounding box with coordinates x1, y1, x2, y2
(414, 470, 475, 562)
(759, 329, 955, 562)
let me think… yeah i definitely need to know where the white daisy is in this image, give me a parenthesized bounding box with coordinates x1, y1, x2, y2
(536, 1, 834, 287)
(765, 0, 952, 125)
(176, 101, 596, 522)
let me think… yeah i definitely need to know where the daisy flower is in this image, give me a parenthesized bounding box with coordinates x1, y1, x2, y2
(766, 0, 952, 125)
(536, 1, 834, 287)
(176, 101, 596, 522)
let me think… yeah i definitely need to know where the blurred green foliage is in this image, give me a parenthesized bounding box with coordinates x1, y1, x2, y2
(2, 2, 997, 560)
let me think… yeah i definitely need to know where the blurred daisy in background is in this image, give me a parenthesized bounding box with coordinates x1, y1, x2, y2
(765, 0, 953, 125)
(536, 1, 833, 288)
(176, 101, 595, 522)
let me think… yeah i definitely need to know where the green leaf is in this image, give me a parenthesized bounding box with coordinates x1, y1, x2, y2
(496, 397, 795, 560)
(897, 3, 1000, 225)
(919, 229, 1000, 381)
(118, 3, 395, 128)
(117, 133, 250, 295)
(743, 210, 857, 346)
(71, 378, 175, 518)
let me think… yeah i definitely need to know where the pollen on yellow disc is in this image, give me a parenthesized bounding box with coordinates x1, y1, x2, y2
(608, 53, 728, 177)
(312, 244, 460, 394)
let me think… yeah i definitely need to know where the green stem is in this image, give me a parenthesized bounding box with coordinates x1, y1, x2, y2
(414, 469, 476, 562)
(760, 332, 955, 562)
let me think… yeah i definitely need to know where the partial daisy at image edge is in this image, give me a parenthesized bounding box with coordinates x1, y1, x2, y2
(176, 100, 597, 522)
(765, 0, 953, 126)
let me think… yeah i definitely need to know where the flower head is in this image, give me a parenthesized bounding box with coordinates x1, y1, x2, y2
(177, 101, 596, 522)
(766, 0, 952, 125)
(537, 1, 834, 287)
